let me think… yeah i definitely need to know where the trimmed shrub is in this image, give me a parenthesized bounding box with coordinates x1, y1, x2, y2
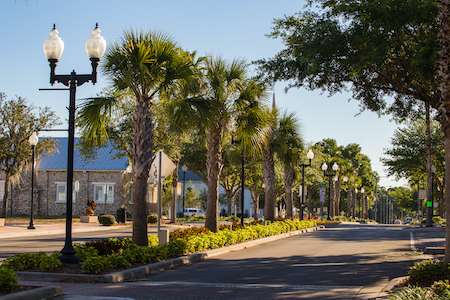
(408, 260, 450, 286)
(432, 216, 446, 226)
(82, 238, 134, 256)
(432, 280, 450, 298)
(98, 214, 116, 226)
(82, 256, 109, 274)
(0, 266, 18, 292)
(170, 227, 210, 240)
(40, 251, 62, 271)
(2, 251, 61, 272)
(147, 214, 158, 224)
(148, 235, 159, 247)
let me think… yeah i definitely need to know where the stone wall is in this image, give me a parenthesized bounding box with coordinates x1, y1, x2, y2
(1, 169, 134, 218)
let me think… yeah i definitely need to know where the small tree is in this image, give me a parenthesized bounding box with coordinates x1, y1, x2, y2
(0, 93, 60, 218)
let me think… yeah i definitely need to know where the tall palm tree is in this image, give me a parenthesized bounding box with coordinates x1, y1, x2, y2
(170, 56, 270, 231)
(262, 107, 278, 222)
(274, 111, 303, 219)
(77, 29, 194, 246)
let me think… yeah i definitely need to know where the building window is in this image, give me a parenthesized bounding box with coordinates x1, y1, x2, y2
(55, 182, 76, 203)
(0, 181, 5, 201)
(148, 183, 157, 203)
(93, 183, 114, 204)
(128, 182, 134, 204)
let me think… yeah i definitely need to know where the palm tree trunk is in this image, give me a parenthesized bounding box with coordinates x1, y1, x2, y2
(347, 188, 351, 218)
(284, 167, 294, 218)
(439, 181, 445, 218)
(205, 126, 223, 232)
(171, 160, 179, 223)
(335, 180, 341, 217)
(308, 193, 312, 219)
(254, 194, 260, 220)
(352, 189, 356, 218)
(263, 149, 275, 221)
(225, 188, 239, 217)
(132, 98, 154, 246)
(438, 0, 450, 264)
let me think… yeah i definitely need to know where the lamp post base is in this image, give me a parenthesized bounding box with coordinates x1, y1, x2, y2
(58, 242, 80, 264)
(58, 253, 80, 265)
(27, 223, 35, 230)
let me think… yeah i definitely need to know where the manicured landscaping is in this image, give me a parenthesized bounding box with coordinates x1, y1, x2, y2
(0, 219, 317, 293)
(388, 259, 450, 299)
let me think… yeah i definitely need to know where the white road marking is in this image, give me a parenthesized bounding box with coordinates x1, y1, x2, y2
(410, 232, 416, 251)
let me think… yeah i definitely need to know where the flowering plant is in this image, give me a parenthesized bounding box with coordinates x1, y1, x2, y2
(86, 200, 96, 216)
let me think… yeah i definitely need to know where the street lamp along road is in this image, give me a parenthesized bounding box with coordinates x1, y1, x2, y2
(427, 165, 436, 227)
(342, 176, 348, 218)
(181, 165, 188, 218)
(360, 188, 365, 219)
(43, 24, 106, 264)
(299, 149, 314, 220)
(27, 132, 39, 230)
(321, 162, 338, 220)
(231, 137, 245, 227)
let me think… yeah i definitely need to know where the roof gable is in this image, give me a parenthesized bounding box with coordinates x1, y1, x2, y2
(38, 138, 128, 171)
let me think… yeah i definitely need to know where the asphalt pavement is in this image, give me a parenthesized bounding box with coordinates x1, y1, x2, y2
(0, 221, 445, 300)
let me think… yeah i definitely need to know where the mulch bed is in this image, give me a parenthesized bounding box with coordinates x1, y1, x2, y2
(0, 285, 37, 296)
(22, 261, 156, 275)
(394, 277, 410, 288)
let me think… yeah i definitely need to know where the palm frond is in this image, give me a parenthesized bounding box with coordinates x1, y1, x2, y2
(76, 96, 120, 146)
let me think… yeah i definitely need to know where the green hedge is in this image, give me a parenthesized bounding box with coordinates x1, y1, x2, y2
(98, 215, 116, 226)
(1, 219, 317, 275)
(0, 266, 18, 292)
(183, 219, 316, 253)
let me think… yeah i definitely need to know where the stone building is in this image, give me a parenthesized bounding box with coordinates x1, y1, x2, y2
(0, 138, 157, 218)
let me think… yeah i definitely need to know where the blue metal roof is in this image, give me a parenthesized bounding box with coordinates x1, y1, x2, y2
(177, 167, 203, 182)
(38, 138, 128, 171)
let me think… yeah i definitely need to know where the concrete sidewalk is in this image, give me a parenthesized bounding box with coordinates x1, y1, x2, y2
(0, 222, 126, 239)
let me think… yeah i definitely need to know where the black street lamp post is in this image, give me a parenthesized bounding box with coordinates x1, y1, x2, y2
(361, 188, 365, 219)
(182, 165, 188, 217)
(27, 132, 39, 230)
(427, 165, 436, 227)
(299, 149, 314, 220)
(321, 162, 339, 220)
(43, 24, 106, 264)
(232, 137, 245, 227)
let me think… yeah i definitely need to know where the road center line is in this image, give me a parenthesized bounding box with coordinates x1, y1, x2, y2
(410, 232, 416, 251)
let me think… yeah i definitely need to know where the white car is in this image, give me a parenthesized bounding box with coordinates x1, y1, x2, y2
(183, 208, 205, 216)
(405, 217, 413, 224)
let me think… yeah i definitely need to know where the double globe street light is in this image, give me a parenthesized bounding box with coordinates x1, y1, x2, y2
(322, 162, 339, 220)
(43, 24, 106, 264)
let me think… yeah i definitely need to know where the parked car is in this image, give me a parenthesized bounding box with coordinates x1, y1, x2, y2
(394, 219, 402, 224)
(183, 208, 205, 216)
(405, 217, 413, 224)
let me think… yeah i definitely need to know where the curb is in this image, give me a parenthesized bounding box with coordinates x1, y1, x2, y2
(382, 276, 408, 293)
(16, 225, 325, 284)
(0, 286, 62, 300)
(424, 247, 445, 255)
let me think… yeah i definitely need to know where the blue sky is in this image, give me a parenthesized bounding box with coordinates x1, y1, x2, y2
(0, 0, 406, 188)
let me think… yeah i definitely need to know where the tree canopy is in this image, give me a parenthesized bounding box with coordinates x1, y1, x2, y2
(0, 93, 60, 218)
(256, 0, 440, 119)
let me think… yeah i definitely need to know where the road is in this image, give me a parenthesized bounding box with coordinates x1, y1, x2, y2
(45, 223, 445, 300)
(0, 226, 135, 259)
